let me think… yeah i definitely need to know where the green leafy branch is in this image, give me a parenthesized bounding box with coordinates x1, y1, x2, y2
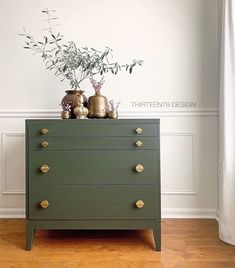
(19, 9, 143, 89)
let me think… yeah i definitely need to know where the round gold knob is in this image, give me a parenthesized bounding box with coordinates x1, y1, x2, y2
(135, 140, 143, 147)
(40, 200, 49, 209)
(135, 164, 144, 173)
(136, 200, 144, 208)
(41, 128, 49, 135)
(40, 141, 49, 148)
(136, 128, 143, 134)
(40, 164, 50, 173)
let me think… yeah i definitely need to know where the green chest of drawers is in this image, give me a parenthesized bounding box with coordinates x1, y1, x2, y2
(25, 119, 161, 251)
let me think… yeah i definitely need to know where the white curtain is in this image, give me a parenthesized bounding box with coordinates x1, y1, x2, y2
(219, 0, 235, 245)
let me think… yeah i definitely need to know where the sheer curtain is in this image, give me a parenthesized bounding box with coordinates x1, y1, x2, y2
(219, 0, 235, 245)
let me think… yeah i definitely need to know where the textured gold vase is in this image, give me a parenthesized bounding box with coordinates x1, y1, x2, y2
(77, 90, 88, 107)
(108, 111, 118, 119)
(74, 104, 89, 119)
(61, 90, 88, 119)
(87, 93, 109, 118)
(61, 111, 70, 119)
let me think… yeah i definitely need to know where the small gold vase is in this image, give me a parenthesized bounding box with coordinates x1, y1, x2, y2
(74, 104, 89, 119)
(108, 111, 118, 119)
(77, 90, 88, 107)
(61, 111, 70, 119)
(87, 93, 109, 118)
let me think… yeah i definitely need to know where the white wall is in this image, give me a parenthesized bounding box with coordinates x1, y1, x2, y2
(0, 0, 219, 218)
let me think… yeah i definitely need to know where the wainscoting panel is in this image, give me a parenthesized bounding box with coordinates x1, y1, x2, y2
(161, 133, 196, 195)
(1, 132, 25, 194)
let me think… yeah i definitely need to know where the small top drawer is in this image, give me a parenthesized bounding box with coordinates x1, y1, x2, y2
(27, 119, 159, 137)
(29, 137, 158, 150)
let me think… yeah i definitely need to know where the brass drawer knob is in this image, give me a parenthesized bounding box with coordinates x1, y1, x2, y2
(135, 128, 143, 134)
(40, 200, 49, 209)
(135, 140, 143, 147)
(136, 200, 144, 208)
(41, 128, 49, 135)
(40, 141, 49, 148)
(135, 164, 144, 173)
(40, 164, 50, 173)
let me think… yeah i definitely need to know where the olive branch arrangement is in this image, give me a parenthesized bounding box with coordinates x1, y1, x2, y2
(19, 9, 143, 90)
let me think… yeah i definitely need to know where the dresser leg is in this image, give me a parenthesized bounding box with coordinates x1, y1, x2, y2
(153, 221, 161, 251)
(25, 222, 35, 251)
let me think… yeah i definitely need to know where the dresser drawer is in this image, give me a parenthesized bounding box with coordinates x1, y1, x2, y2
(29, 137, 158, 150)
(28, 185, 159, 220)
(28, 123, 158, 137)
(28, 150, 159, 185)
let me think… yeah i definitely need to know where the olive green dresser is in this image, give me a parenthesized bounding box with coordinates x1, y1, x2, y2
(25, 119, 161, 251)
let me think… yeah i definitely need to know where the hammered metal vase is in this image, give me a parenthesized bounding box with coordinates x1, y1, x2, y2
(87, 93, 109, 118)
(61, 111, 70, 119)
(108, 110, 118, 119)
(61, 90, 88, 119)
(77, 90, 88, 107)
(74, 104, 89, 119)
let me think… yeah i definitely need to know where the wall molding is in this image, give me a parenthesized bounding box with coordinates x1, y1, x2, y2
(216, 209, 219, 223)
(0, 108, 219, 118)
(1, 132, 25, 195)
(161, 132, 196, 195)
(0, 208, 25, 218)
(0, 208, 217, 219)
(162, 208, 217, 219)
(120, 109, 219, 118)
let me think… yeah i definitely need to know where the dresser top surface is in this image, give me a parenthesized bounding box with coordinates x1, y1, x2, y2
(26, 119, 160, 125)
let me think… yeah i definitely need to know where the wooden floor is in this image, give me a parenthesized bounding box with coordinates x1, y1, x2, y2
(0, 219, 235, 267)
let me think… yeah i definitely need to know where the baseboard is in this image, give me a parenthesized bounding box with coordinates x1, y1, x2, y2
(0, 208, 217, 219)
(215, 209, 219, 222)
(0, 208, 25, 218)
(161, 208, 217, 219)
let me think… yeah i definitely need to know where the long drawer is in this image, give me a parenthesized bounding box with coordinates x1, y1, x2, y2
(29, 137, 158, 150)
(28, 185, 159, 220)
(28, 123, 158, 137)
(28, 150, 159, 185)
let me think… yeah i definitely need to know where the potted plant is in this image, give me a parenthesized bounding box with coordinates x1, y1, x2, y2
(20, 9, 143, 118)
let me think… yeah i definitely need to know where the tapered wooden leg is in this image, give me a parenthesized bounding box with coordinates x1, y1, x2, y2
(153, 221, 161, 251)
(25, 222, 35, 251)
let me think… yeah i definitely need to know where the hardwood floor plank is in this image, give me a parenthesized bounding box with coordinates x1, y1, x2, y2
(0, 219, 235, 267)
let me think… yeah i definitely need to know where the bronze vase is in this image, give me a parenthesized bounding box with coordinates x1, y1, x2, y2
(61, 90, 88, 119)
(87, 93, 109, 118)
